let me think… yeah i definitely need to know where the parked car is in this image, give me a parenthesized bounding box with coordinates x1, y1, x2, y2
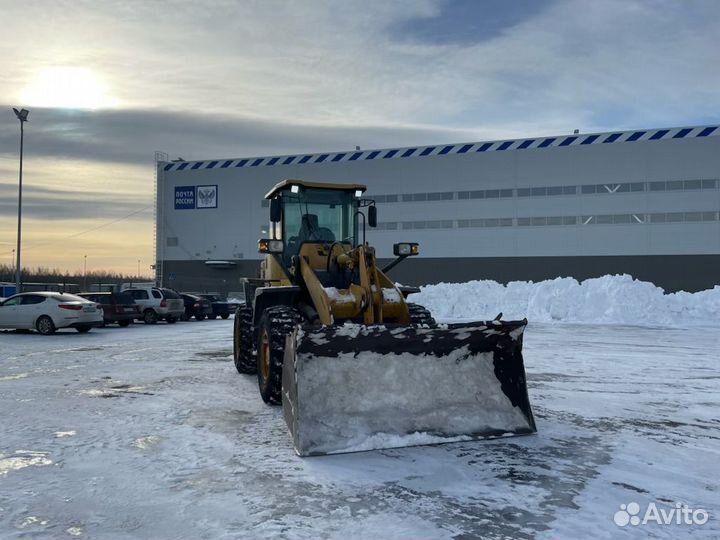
(196, 294, 233, 319)
(0, 292, 103, 335)
(122, 286, 185, 324)
(78, 291, 140, 327)
(180, 293, 213, 321)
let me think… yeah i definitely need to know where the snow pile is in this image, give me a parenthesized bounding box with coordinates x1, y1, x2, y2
(413, 274, 720, 326)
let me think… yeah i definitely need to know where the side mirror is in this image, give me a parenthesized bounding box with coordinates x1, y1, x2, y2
(368, 205, 377, 228)
(270, 198, 281, 222)
(393, 243, 419, 256)
(258, 239, 284, 254)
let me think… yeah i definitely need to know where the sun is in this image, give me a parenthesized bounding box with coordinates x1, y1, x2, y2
(19, 66, 117, 109)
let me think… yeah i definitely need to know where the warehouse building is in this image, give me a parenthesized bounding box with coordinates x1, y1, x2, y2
(155, 124, 720, 293)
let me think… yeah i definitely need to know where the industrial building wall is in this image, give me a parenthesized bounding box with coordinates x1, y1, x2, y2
(156, 126, 720, 293)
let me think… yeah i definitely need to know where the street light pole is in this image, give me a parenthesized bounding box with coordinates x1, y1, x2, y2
(137, 259, 141, 280)
(13, 108, 29, 294)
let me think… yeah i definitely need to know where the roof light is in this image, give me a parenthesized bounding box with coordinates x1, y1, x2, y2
(290, 184, 300, 194)
(354, 189, 363, 198)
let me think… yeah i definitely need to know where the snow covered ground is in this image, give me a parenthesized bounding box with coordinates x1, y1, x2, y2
(1, 316, 718, 539)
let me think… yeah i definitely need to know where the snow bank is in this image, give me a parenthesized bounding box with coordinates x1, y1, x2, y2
(413, 274, 720, 326)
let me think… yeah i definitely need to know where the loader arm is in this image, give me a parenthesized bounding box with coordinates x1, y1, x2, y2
(296, 242, 410, 325)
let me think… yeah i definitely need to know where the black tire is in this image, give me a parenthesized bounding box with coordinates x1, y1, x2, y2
(36, 315, 56, 335)
(221, 314, 230, 320)
(195, 314, 206, 321)
(233, 305, 256, 374)
(257, 306, 303, 405)
(118, 319, 131, 327)
(143, 309, 158, 325)
(407, 303, 437, 327)
(180, 313, 189, 321)
(76, 325, 92, 334)
(167, 316, 178, 324)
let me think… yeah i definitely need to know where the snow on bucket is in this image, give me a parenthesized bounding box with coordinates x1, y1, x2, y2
(282, 321, 536, 456)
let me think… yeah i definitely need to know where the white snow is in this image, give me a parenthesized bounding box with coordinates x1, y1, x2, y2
(413, 274, 720, 326)
(291, 335, 531, 455)
(381, 287, 402, 304)
(0, 289, 718, 538)
(323, 287, 356, 304)
(0, 451, 52, 476)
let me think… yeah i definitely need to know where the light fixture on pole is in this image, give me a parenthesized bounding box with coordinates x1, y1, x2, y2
(13, 107, 29, 294)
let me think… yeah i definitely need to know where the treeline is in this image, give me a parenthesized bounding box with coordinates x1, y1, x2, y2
(0, 264, 152, 285)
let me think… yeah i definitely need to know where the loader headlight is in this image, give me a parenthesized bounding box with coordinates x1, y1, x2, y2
(393, 242, 419, 256)
(258, 239, 284, 254)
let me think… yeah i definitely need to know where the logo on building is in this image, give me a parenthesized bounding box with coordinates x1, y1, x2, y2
(174, 185, 217, 209)
(196, 184, 218, 209)
(174, 186, 196, 209)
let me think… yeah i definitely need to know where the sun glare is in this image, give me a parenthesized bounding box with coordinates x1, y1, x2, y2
(19, 66, 117, 109)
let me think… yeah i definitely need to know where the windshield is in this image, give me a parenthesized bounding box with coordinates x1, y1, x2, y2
(282, 189, 356, 246)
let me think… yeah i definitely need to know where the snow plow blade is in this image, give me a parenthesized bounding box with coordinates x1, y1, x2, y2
(282, 320, 536, 457)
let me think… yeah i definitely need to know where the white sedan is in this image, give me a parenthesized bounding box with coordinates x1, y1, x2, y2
(0, 292, 104, 335)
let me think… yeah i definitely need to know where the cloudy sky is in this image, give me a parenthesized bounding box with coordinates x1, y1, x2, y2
(0, 0, 718, 274)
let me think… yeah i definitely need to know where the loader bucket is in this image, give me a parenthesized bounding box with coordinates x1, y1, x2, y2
(282, 320, 536, 456)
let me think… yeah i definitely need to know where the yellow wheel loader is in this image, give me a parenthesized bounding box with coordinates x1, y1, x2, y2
(233, 179, 536, 456)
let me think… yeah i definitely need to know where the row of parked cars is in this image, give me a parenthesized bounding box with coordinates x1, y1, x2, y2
(80, 288, 235, 324)
(0, 285, 238, 335)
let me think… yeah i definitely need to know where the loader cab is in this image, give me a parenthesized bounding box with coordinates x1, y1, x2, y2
(263, 180, 375, 268)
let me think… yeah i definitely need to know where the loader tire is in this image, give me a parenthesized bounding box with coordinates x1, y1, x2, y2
(233, 305, 256, 374)
(407, 303, 437, 327)
(257, 306, 304, 405)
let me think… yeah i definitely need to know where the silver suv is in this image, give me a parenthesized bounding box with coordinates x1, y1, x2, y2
(123, 286, 185, 324)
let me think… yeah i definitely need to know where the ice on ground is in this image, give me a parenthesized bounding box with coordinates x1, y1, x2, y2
(0, 451, 52, 476)
(414, 273, 720, 326)
(131, 435, 161, 449)
(0, 373, 29, 382)
(18, 516, 48, 528)
(0, 318, 718, 538)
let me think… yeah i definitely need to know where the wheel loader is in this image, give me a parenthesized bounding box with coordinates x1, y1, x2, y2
(233, 179, 536, 456)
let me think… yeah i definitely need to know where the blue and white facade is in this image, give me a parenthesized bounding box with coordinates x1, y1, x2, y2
(156, 125, 720, 293)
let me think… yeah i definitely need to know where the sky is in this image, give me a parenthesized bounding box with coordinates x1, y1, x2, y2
(0, 0, 718, 274)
